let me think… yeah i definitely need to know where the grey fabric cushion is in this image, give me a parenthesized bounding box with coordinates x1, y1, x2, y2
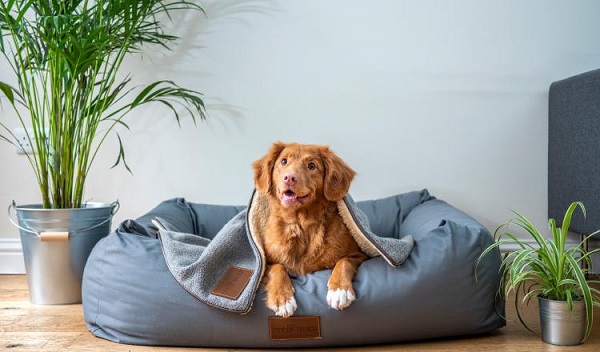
(548, 68, 600, 235)
(135, 197, 198, 236)
(82, 189, 505, 348)
(157, 192, 415, 314)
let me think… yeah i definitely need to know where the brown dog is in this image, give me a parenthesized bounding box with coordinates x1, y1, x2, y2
(252, 142, 368, 317)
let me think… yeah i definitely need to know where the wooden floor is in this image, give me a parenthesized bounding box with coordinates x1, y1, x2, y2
(1, 275, 600, 352)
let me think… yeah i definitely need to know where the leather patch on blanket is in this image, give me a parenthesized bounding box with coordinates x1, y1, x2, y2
(210, 266, 254, 300)
(269, 316, 322, 340)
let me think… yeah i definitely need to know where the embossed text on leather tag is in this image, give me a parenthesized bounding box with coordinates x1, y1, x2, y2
(269, 316, 322, 340)
(211, 266, 253, 300)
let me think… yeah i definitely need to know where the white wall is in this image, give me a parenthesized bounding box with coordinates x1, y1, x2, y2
(2, 0, 600, 272)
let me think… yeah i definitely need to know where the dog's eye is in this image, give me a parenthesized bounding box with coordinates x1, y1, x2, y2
(307, 162, 316, 170)
(281, 158, 287, 166)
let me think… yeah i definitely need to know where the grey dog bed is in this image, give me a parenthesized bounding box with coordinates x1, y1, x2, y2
(82, 189, 505, 348)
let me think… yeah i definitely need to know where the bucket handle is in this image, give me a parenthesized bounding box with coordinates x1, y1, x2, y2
(8, 200, 120, 239)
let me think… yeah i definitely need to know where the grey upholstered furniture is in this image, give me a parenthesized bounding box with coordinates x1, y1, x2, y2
(549, 68, 600, 234)
(82, 189, 504, 348)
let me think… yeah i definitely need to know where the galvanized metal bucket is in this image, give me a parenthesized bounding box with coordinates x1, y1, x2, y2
(9, 201, 119, 305)
(538, 296, 586, 346)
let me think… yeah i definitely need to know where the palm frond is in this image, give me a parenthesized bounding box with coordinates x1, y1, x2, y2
(0, 0, 206, 208)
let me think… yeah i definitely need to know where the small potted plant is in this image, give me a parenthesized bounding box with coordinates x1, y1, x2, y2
(0, 0, 206, 304)
(478, 201, 600, 345)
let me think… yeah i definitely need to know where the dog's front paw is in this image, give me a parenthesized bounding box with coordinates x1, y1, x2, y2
(267, 294, 297, 318)
(327, 287, 356, 310)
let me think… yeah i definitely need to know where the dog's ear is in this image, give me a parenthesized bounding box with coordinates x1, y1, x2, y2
(321, 147, 356, 201)
(252, 142, 287, 194)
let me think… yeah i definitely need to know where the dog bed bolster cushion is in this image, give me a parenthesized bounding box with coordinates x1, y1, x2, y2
(156, 190, 414, 314)
(82, 189, 505, 348)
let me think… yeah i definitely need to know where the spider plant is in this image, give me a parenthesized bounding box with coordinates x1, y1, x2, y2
(0, 0, 206, 209)
(478, 201, 600, 342)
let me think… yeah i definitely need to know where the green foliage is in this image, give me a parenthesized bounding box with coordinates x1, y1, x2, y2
(0, 0, 206, 208)
(478, 202, 600, 342)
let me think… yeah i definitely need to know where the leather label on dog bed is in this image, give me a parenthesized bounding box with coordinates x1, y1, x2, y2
(269, 316, 322, 340)
(211, 266, 254, 300)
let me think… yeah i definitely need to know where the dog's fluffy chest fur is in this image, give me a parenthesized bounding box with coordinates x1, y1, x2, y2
(263, 202, 357, 276)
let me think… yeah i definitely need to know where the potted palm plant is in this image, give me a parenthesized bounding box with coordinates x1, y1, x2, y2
(478, 201, 600, 345)
(0, 0, 206, 304)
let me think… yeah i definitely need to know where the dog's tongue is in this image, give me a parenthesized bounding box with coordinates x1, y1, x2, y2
(282, 190, 297, 201)
(281, 190, 307, 207)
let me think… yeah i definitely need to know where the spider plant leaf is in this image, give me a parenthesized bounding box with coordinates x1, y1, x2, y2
(523, 288, 543, 304)
(496, 231, 534, 250)
(549, 218, 560, 249)
(475, 240, 503, 280)
(565, 254, 593, 342)
(578, 231, 600, 250)
(514, 281, 536, 334)
(509, 249, 533, 273)
(482, 201, 600, 340)
(559, 202, 585, 251)
(590, 287, 600, 307)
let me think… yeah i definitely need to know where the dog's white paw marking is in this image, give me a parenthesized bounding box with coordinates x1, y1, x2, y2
(327, 288, 355, 310)
(273, 296, 297, 318)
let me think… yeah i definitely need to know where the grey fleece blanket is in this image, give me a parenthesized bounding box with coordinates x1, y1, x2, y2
(157, 190, 414, 314)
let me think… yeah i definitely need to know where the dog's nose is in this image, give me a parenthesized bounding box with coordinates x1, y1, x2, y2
(283, 172, 298, 185)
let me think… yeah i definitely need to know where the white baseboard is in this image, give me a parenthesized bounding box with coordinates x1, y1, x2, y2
(499, 237, 582, 253)
(0, 239, 25, 274)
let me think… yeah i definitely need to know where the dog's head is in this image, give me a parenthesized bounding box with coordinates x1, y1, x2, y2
(252, 142, 356, 208)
